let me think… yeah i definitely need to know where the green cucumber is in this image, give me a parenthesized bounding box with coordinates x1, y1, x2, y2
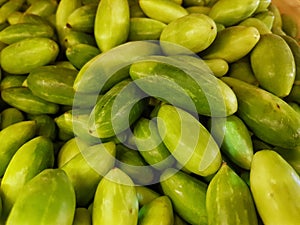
(6, 169, 76, 225)
(221, 77, 300, 149)
(206, 163, 258, 225)
(160, 168, 208, 225)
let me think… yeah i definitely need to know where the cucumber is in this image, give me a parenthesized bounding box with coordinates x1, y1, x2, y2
(6, 169, 76, 225)
(221, 77, 300, 149)
(206, 163, 258, 225)
(250, 150, 300, 225)
(160, 168, 208, 225)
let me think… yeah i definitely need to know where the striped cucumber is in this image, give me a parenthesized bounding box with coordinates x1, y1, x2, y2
(206, 163, 258, 225)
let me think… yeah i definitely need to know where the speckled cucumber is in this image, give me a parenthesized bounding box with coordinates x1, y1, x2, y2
(0, 37, 59, 74)
(221, 77, 300, 149)
(27, 65, 78, 106)
(250, 33, 295, 97)
(0, 120, 36, 177)
(92, 168, 138, 225)
(160, 168, 208, 225)
(1, 136, 54, 218)
(250, 150, 300, 225)
(6, 169, 76, 225)
(206, 163, 258, 225)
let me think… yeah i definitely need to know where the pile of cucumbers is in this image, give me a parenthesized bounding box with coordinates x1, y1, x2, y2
(0, 0, 299, 224)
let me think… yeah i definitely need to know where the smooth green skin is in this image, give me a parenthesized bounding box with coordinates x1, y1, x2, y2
(57, 137, 89, 168)
(73, 208, 92, 225)
(89, 79, 147, 138)
(227, 56, 258, 85)
(254, 11, 275, 30)
(116, 144, 155, 185)
(186, 6, 210, 14)
(92, 168, 138, 225)
(54, 110, 74, 141)
(66, 43, 100, 69)
(160, 13, 217, 53)
(250, 150, 300, 225)
(64, 30, 96, 48)
(288, 102, 300, 115)
(73, 41, 162, 94)
(160, 168, 208, 225)
(174, 214, 188, 225)
(129, 17, 166, 41)
(135, 186, 160, 207)
(0, 120, 36, 177)
(183, 0, 206, 7)
(280, 35, 300, 84)
(6, 169, 76, 225)
(129, 57, 237, 117)
(1, 87, 59, 115)
(206, 164, 258, 225)
(208, 115, 253, 170)
(129, 0, 146, 18)
(202, 26, 260, 63)
(27, 114, 57, 141)
(133, 118, 176, 171)
(0, 107, 24, 129)
(1, 136, 54, 218)
(67, 4, 97, 33)
(0, 75, 27, 90)
(203, 58, 228, 77)
(250, 34, 295, 97)
(273, 146, 300, 174)
(27, 65, 77, 106)
(269, 3, 285, 36)
(208, 0, 259, 26)
(157, 105, 222, 177)
(56, 0, 81, 47)
(138, 196, 174, 225)
(94, 0, 130, 52)
(0, 23, 55, 44)
(62, 142, 116, 207)
(239, 17, 271, 35)
(139, 0, 187, 24)
(25, 0, 57, 17)
(221, 77, 300, 149)
(0, 37, 59, 74)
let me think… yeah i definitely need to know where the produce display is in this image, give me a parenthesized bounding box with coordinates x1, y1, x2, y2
(0, 0, 299, 224)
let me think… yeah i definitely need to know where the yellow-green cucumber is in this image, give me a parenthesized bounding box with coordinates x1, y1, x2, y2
(206, 163, 258, 225)
(27, 65, 78, 106)
(157, 104, 222, 177)
(133, 117, 176, 171)
(129, 56, 237, 117)
(135, 186, 160, 207)
(61, 142, 116, 207)
(88, 79, 147, 138)
(221, 77, 300, 149)
(92, 168, 138, 225)
(160, 168, 208, 225)
(1, 136, 54, 218)
(138, 196, 174, 225)
(0, 107, 24, 129)
(0, 120, 36, 176)
(6, 169, 76, 225)
(250, 150, 300, 225)
(72, 207, 92, 225)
